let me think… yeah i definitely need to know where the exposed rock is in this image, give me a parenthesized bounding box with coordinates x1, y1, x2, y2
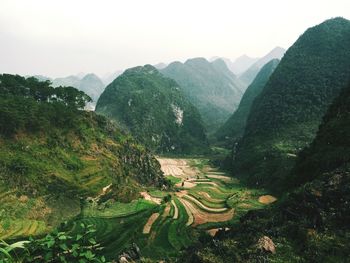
(257, 236, 276, 254)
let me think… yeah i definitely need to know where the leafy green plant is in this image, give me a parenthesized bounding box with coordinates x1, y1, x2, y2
(24, 223, 109, 263)
(0, 239, 29, 263)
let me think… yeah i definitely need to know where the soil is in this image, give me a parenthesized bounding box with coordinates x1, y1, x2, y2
(258, 195, 277, 204)
(143, 213, 160, 234)
(140, 192, 162, 204)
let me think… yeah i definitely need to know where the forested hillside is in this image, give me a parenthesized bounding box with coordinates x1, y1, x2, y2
(233, 17, 350, 188)
(181, 81, 350, 263)
(161, 58, 243, 134)
(0, 74, 165, 237)
(96, 65, 209, 154)
(215, 59, 280, 146)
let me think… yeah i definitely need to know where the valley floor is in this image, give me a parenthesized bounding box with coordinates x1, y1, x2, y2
(0, 157, 277, 261)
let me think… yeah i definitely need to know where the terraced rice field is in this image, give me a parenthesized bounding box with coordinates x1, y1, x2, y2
(61, 158, 276, 260)
(0, 158, 275, 260)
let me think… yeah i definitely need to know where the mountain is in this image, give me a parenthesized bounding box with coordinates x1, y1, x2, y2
(230, 55, 259, 75)
(96, 65, 209, 154)
(239, 47, 285, 86)
(32, 75, 52, 82)
(233, 17, 350, 188)
(153, 62, 167, 70)
(291, 81, 350, 186)
(161, 57, 244, 134)
(52, 75, 81, 88)
(78, 73, 105, 102)
(51, 74, 105, 109)
(101, 70, 124, 86)
(0, 74, 165, 236)
(181, 81, 350, 263)
(215, 59, 280, 146)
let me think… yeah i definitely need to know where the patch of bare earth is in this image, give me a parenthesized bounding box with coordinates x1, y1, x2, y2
(143, 213, 160, 234)
(206, 174, 232, 182)
(207, 227, 231, 237)
(175, 181, 196, 188)
(258, 195, 277, 204)
(157, 158, 199, 179)
(140, 192, 162, 204)
(207, 228, 220, 237)
(179, 198, 234, 226)
(162, 203, 171, 218)
(171, 200, 179, 219)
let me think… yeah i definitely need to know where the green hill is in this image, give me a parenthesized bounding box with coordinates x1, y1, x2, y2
(233, 17, 350, 188)
(291, 81, 350, 186)
(95, 65, 209, 154)
(215, 59, 280, 146)
(0, 74, 165, 237)
(180, 79, 350, 263)
(161, 58, 243, 134)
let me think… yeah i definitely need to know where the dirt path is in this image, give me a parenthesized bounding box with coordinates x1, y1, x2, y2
(171, 200, 178, 219)
(140, 192, 162, 204)
(143, 213, 160, 234)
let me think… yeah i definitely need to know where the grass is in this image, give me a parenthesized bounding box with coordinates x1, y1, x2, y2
(165, 175, 182, 185)
(82, 199, 156, 218)
(148, 189, 169, 198)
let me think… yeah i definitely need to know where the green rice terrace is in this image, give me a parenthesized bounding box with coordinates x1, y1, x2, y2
(0, 158, 277, 261)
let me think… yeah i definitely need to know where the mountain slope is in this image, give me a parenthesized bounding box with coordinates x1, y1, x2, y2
(291, 81, 350, 186)
(230, 55, 259, 75)
(78, 73, 105, 102)
(181, 82, 350, 263)
(239, 47, 285, 86)
(234, 17, 350, 188)
(0, 74, 165, 237)
(51, 74, 105, 107)
(96, 65, 209, 154)
(215, 59, 280, 146)
(161, 58, 243, 134)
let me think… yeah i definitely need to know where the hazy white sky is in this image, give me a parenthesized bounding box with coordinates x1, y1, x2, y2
(0, 0, 349, 77)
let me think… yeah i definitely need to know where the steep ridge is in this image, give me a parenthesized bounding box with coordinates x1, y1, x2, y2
(0, 74, 165, 236)
(96, 65, 209, 154)
(234, 17, 350, 188)
(239, 47, 285, 86)
(181, 81, 350, 263)
(161, 58, 243, 134)
(215, 59, 280, 146)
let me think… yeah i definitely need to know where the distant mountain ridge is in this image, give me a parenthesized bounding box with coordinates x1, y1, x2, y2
(51, 73, 105, 103)
(161, 57, 244, 134)
(239, 47, 285, 86)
